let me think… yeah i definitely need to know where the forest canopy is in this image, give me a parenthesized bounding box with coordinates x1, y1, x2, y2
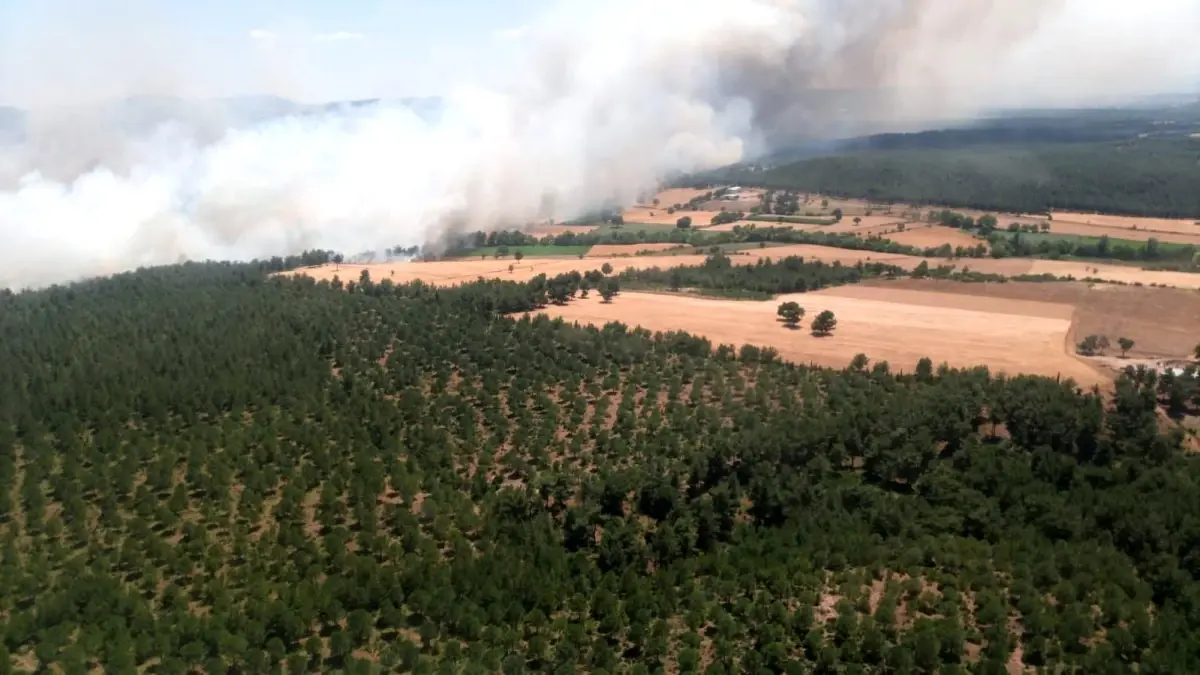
(714, 139, 1200, 219)
(1, 257, 1200, 674)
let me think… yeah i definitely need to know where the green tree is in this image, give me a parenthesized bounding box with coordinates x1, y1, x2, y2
(601, 262, 613, 276)
(1078, 334, 1102, 356)
(1118, 337, 1134, 357)
(514, 250, 525, 263)
(811, 310, 838, 336)
(776, 301, 805, 329)
(600, 278, 619, 303)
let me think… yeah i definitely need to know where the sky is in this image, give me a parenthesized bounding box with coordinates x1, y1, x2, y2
(2, 0, 1199, 109)
(0, 0, 548, 107)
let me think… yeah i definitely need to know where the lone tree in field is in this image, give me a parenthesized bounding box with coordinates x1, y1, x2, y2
(599, 278, 619, 303)
(497, 245, 510, 259)
(832, 208, 844, 222)
(332, 253, 344, 271)
(776, 301, 805, 329)
(1118, 337, 1135, 357)
(811, 310, 837, 337)
(601, 262, 613, 276)
(514, 250, 525, 263)
(853, 216, 862, 226)
(676, 216, 693, 229)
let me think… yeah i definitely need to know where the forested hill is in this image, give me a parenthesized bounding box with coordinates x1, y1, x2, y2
(718, 139, 1200, 219)
(4, 260, 1200, 673)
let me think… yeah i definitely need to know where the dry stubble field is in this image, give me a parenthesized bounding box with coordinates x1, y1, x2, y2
(866, 279, 1200, 362)
(533, 288, 1105, 385)
(585, 243, 684, 257)
(1052, 211, 1200, 236)
(1044, 221, 1200, 245)
(292, 244, 1200, 291)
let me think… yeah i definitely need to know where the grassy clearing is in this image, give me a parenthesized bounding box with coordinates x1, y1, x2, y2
(453, 245, 594, 259)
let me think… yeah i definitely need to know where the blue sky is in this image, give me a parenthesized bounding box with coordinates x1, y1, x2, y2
(0, 0, 548, 105)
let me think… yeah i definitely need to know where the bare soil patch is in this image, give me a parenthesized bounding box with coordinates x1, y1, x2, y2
(863, 278, 1200, 361)
(533, 290, 1104, 385)
(586, 243, 684, 257)
(1053, 211, 1200, 236)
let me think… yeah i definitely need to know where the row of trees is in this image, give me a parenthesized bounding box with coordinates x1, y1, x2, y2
(616, 251, 905, 298)
(776, 301, 838, 336)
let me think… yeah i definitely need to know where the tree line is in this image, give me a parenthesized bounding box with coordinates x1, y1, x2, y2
(730, 139, 1200, 219)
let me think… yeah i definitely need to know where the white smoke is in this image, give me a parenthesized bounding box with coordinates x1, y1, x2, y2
(0, 0, 1198, 289)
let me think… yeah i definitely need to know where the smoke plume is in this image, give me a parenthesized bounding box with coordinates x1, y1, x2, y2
(0, 0, 1197, 289)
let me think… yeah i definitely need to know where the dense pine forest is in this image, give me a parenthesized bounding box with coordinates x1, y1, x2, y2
(4, 258, 1200, 674)
(714, 139, 1200, 219)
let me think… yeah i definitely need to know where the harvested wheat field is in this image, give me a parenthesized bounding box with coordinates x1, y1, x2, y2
(863, 278, 1200, 362)
(741, 244, 922, 267)
(534, 289, 1104, 385)
(289, 245, 1200, 291)
(622, 206, 710, 225)
(884, 225, 986, 249)
(745, 245, 1200, 287)
(704, 220, 819, 233)
(645, 188, 713, 207)
(586, 243, 683, 257)
(289, 255, 715, 287)
(528, 223, 598, 237)
(1024, 260, 1200, 288)
(1045, 221, 1200, 245)
(822, 215, 909, 233)
(1053, 211, 1200, 236)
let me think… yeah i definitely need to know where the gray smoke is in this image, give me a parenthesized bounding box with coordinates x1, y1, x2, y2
(0, 0, 1196, 289)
